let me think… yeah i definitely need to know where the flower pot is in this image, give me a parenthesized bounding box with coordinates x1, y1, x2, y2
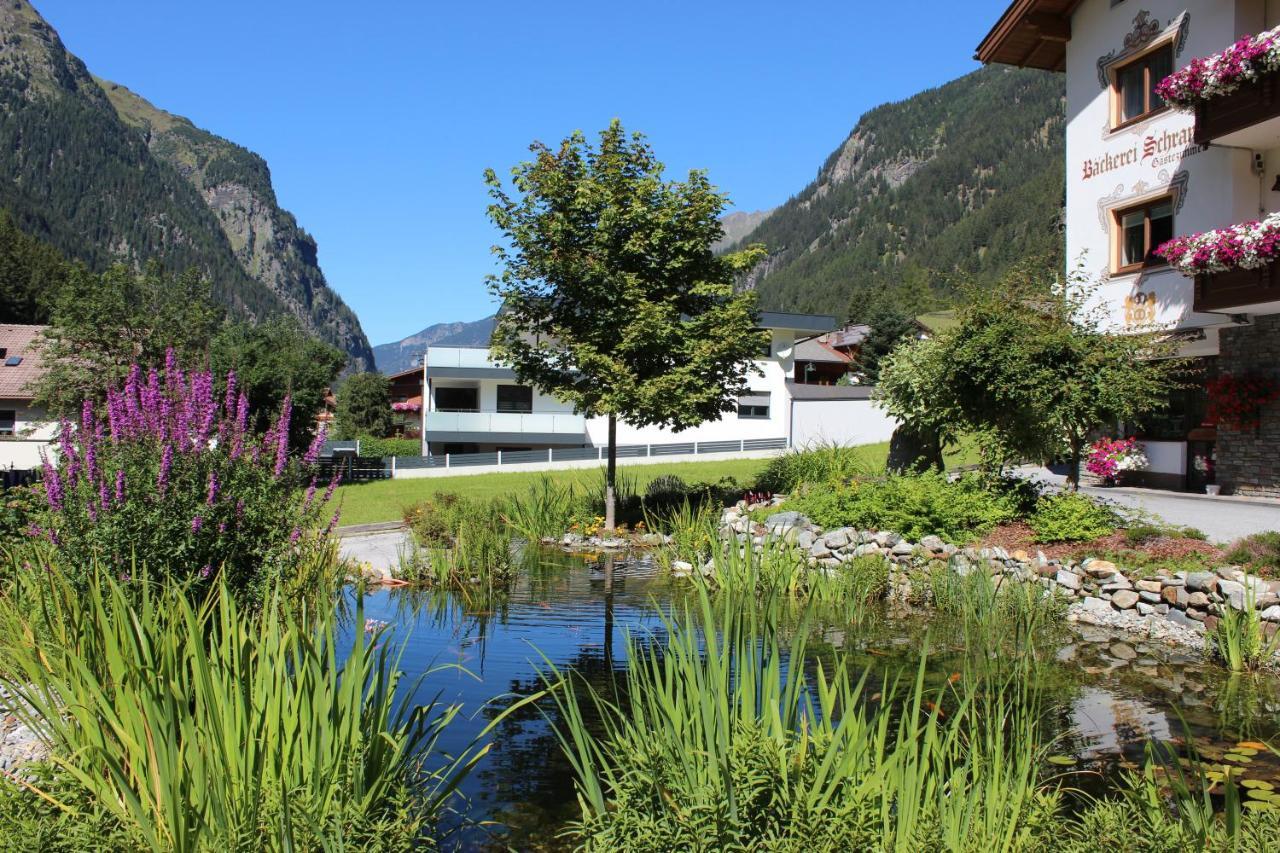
(1205, 484, 1221, 496)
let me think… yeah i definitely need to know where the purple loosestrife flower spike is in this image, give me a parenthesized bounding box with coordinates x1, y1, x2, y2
(323, 510, 341, 536)
(200, 565, 212, 579)
(98, 479, 110, 513)
(303, 476, 317, 510)
(274, 395, 292, 478)
(191, 515, 203, 533)
(290, 527, 301, 544)
(124, 365, 141, 438)
(303, 426, 326, 466)
(157, 444, 173, 495)
(206, 470, 219, 506)
(41, 454, 64, 511)
(114, 470, 125, 504)
(323, 469, 341, 502)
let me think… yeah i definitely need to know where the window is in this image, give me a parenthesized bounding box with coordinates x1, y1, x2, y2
(737, 390, 771, 419)
(1113, 196, 1174, 274)
(0, 410, 14, 436)
(496, 384, 533, 413)
(434, 386, 478, 412)
(1112, 43, 1172, 128)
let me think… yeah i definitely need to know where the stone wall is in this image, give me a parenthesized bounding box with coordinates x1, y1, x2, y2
(1216, 315, 1280, 498)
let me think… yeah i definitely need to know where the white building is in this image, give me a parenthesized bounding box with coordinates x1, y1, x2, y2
(979, 0, 1280, 497)
(0, 325, 54, 475)
(417, 312, 897, 457)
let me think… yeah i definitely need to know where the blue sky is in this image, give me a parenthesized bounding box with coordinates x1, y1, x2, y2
(37, 0, 1012, 346)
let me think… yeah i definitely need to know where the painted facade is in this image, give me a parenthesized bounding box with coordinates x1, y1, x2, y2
(981, 0, 1280, 496)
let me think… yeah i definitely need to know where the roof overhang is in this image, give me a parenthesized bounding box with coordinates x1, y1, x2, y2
(975, 0, 1079, 71)
(757, 311, 837, 335)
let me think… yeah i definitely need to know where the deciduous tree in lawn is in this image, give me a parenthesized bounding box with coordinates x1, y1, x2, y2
(484, 120, 766, 530)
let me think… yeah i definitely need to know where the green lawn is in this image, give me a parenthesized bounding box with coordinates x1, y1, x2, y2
(332, 439, 980, 526)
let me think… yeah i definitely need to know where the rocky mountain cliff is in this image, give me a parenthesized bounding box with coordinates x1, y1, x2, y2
(373, 316, 496, 374)
(727, 66, 1065, 319)
(0, 1, 374, 369)
(712, 209, 773, 253)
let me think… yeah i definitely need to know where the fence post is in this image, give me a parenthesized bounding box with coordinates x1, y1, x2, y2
(497, 450, 503, 467)
(598, 446, 603, 460)
(740, 439, 745, 452)
(646, 444, 651, 457)
(548, 448, 553, 462)
(695, 441, 700, 454)
(391, 455, 396, 478)
(445, 453, 451, 469)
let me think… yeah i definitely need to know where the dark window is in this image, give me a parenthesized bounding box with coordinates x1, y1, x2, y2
(434, 387, 478, 412)
(1113, 44, 1173, 127)
(738, 404, 770, 419)
(0, 410, 14, 436)
(496, 384, 533, 413)
(1115, 197, 1174, 273)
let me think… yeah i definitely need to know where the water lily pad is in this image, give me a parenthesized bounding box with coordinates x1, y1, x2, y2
(1047, 755, 1077, 766)
(1224, 753, 1254, 764)
(1238, 741, 1269, 750)
(1246, 788, 1273, 800)
(1233, 747, 1260, 756)
(1242, 779, 1274, 790)
(1243, 799, 1275, 812)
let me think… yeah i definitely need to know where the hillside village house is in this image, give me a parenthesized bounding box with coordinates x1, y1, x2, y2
(0, 325, 54, 475)
(416, 312, 897, 458)
(979, 0, 1280, 497)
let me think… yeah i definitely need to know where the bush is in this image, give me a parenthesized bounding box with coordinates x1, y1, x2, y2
(356, 435, 421, 459)
(28, 355, 338, 604)
(1224, 531, 1280, 577)
(1028, 492, 1117, 544)
(790, 472, 1017, 542)
(0, 484, 42, 544)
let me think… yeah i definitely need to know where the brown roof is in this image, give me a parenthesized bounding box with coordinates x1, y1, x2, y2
(0, 325, 47, 400)
(975, 0, 1079, 71)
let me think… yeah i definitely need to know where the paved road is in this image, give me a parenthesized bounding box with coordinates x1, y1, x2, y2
(337, 528, 412, 573)
(1024, 467, 1280, 544)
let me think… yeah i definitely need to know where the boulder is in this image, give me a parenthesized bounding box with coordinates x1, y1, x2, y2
(1083, 559, 1119, 579)
(1055, 569, 1082, 591)
(1111, 590, 1140, 610)
(1135, 579, 1163, 593)
(1262, 605, 1280, 623)
(919, 535, 946, 553)
(1187, 591, 1211, 608)
(1185, 572, 1217, 594)
(822, 529, 851, 550)
(1218, 579, 1247, 611)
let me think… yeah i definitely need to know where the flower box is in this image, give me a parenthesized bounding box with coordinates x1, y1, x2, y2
(1194, 258, 1280, 312)
(1155, 27, 1280, 144)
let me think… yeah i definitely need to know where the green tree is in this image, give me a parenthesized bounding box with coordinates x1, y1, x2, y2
(34, 262, 223, 415)
(852, 306, 920, 385)
(335, 371, 392, 440)
(485, 120, 767, 529)
(0, 209, 72, 323)
(877, 264, 1182, 487)
(211, 319, 347, 449)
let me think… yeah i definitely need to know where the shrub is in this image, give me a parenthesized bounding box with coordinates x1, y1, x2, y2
(30, 354, 338, 604)
(1224, 531, 1280, 577)
(403, 493, 514, 587)
(355, 435, 422, 459)
(1028, 492, 1118, 544)
(790, 472, 1017, 542)
(0, 484, 42, 544)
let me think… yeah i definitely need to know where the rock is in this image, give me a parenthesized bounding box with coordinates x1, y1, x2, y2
(1161, 586, 1184, 607)
(890, 540, 915, 556)
(1185, 608, 1206, 622)
(822, 529, 850, 550)
(1083, 559, 1119, 579)
(1111, 590, 1140, 610)
(1136, 602, 1156, 616)
(809, 543, 832, 560)
(1138, 591, 1163, 604)
(1109, 641, 1137, 660)
(1101, 579, 1134, 592)
(1262, 605, 1280, 622)
(670, 560, 693, 577)
(1185, 572, 1218, 594)
(854, 543, 880, 557)
(1135, 579, 1163, 593)
(1056, 569, 1082, 591)
(1218, 579, 1247, 610)
(1217, 566, 1245, 582)
(795, 530, 816, 550)
(919, 535, 946, 553)
(764, 511, 808, 533)
(874, 531, 901, 548)
(1080, 596, 1112, 615)
(1011, 548, 1030, 562)
(1187, 591, 1211, 608)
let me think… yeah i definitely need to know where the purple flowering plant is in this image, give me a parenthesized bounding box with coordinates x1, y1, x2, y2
(36, 349, 340, 602)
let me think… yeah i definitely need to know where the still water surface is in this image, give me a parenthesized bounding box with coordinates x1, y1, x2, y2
(346, 550, 1280, 850)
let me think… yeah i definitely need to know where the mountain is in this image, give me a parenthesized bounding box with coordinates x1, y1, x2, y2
(373, 316, 496, 374)
(712, 209, 773, 253)
(0, 1, 374, 370)
(727, 66, 1065, 319)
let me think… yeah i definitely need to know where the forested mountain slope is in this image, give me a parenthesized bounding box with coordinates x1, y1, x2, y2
(0, 1, 373, 369)
(728, 66, 1065, 319)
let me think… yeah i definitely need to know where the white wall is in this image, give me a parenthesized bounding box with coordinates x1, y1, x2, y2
(0, 401, 54, 471)
(789, 399, 898, 449)
(1066, 0, 1271, 341)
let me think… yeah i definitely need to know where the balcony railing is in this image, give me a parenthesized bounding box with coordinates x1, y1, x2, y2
(425, 346, 498, 370)
(424, 410, 586, 435)
(1194, 258, 1280, 313)
(1193, 67, 1280, 146)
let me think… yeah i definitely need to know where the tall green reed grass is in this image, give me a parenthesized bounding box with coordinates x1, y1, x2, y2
(0, 570, 495, 851)
(1208, 573, 1280, 672)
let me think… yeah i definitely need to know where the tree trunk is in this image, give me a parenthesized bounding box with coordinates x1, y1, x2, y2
(604, 414, 617, 532)
(1067, 436, 1081, 492)
(886, 424, 943, 474)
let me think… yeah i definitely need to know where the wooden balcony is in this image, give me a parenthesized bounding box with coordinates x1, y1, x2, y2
(1193, 259, 1280, 312)
(1194, 68, 1280, 147)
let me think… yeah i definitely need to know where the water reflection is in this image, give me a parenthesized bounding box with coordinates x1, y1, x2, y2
(346, 548, 1280, 850)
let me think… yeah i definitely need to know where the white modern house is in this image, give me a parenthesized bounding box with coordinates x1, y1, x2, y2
(978, 0, 1280, 497)
(416, 311, 897, 458)
(0, 325, 54, 475)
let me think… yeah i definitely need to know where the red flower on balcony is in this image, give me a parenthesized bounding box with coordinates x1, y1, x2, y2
(1206, 373, 1280, 430)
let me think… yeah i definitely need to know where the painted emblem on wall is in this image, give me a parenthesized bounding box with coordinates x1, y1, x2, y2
(1123, 291, 1158, 326)
(1096, 11, 1190, 89)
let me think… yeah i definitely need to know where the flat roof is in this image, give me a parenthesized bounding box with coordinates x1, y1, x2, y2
(975, 0, 1078, 71)
(757, 311, 837, 334)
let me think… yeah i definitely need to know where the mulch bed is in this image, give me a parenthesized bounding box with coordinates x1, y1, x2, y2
(978, 522, 1224, 564)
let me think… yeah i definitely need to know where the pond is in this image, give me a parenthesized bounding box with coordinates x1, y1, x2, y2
(348, 549, 1280, 850)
